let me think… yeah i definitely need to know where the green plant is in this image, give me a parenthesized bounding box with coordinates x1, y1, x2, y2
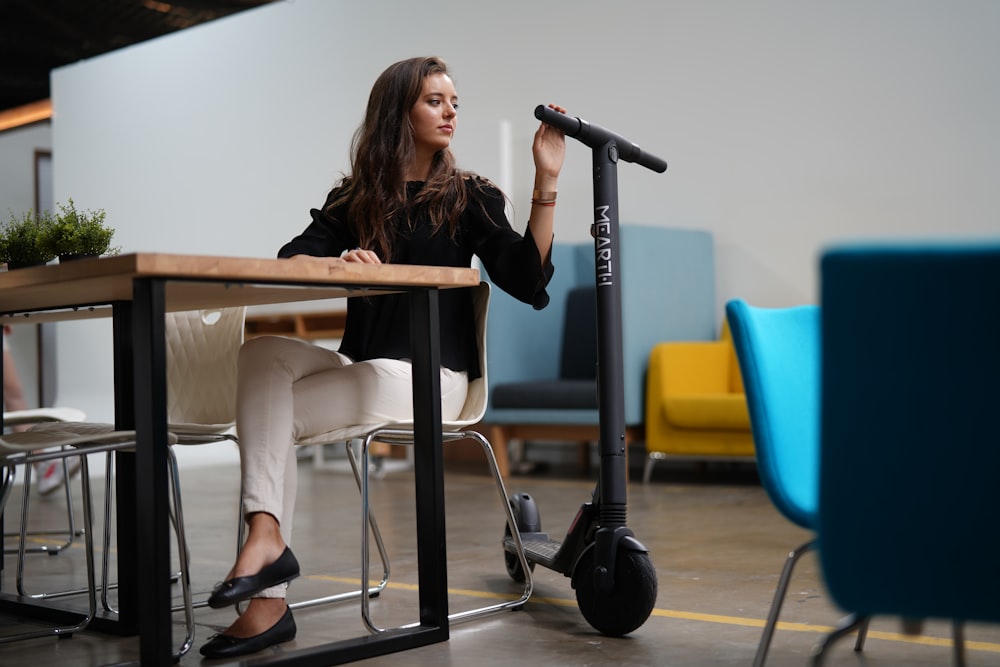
(38, 198, 120, 258)
(0, 209, 57, 267)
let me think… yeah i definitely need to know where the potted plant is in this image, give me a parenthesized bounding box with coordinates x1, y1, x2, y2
(0, 209, 57, 269)
(38, 198, 120, 262)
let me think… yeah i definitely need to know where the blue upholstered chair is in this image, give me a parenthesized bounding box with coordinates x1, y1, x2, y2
(815, 243, 1000, 666)
(483, 225, 717, 478)
(725, 299, 868, 666)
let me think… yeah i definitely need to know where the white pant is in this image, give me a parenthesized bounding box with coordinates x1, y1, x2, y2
(235, 335, 468, 597)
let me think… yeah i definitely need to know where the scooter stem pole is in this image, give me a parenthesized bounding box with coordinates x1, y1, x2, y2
(591, 139, 629, 523)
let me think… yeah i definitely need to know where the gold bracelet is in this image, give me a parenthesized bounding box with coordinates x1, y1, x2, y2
(532, 189, 557, 202)
(531, 199, 556, 207)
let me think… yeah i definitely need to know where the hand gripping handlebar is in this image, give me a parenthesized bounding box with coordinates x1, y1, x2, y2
(534, 105, 667, 173)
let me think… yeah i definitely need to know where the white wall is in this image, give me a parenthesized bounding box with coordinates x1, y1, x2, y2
(45, 0, 1000, 425)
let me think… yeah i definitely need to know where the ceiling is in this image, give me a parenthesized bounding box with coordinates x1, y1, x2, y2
(0, 0, 278, 114)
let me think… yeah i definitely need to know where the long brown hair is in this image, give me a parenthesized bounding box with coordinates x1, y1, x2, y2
(328, 56, 484, 261)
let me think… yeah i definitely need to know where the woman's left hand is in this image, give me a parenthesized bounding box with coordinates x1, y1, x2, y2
(341, 248, 382, 264)
(533, 104, 567, 182)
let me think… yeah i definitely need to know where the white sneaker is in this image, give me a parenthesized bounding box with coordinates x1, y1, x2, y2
(35, 455, 82, 495)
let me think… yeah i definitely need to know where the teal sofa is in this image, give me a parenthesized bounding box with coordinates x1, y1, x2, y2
(480, 224, 717, 479)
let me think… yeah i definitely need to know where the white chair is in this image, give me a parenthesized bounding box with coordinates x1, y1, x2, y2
(96, 307, 247, 656)
(3, 407, 87, 427)
(3, 406, 87, 556)
(293, 282, 533, 633)
(41, 308, 245, 657)
(157, 306, 392, 616)
(0, 423, 140, 644)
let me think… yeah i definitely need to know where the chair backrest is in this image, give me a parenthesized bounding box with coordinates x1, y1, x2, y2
(559, 286, 597, 380)
(447, 281, 490, 427)
(165, 307, 246, 432)
(485, 243, 589, 389)
(725, 299, 821, 530)
(819, 243, 1000, 623)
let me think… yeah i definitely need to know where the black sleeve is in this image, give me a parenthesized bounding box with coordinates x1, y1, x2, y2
(277, 189, 357, 259)
(463, 182, 554, 310)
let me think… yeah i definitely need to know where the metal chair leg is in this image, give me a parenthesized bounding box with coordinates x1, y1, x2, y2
(0, 463, 13, 509)
(642, 452, 664, 484)
(96, 450, 195, 659)
(753, 539, 815, 667)
(814, 615, 961, 666)
(4, 454, 81, 556)
(166, 447, 195, 658)
(287, 439, 391, 611)
(1, 453, 97, 643)
(446, 430, 532, 624)
(811, 613, 868, 666)
(952, 621, 966, 667)
(854, 615, 870, 651)
(13, 454, 85, 596)
(358, 428, 533, 634)
(228, 441, 391, 615)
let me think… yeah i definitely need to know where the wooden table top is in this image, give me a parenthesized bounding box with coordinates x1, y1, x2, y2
(0, 253, 480, 324)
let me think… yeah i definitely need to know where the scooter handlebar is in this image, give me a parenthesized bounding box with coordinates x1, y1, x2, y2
(534, 105, 667, 173)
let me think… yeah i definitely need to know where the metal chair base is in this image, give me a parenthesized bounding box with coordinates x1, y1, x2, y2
(353, 428, 533, 634)
(0, 450, 98, 644)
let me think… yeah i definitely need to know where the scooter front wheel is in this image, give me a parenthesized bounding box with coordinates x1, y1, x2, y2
(572, 544, 657, 636)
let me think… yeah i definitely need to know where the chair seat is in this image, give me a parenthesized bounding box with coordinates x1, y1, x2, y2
(0, 420, 155, 645)
(492, 379, 597, 410)
(662, 394, 750, 429)
(168, 422, 235, 436)
(1, 423, 137, 453)
(296, 413, 483, 447)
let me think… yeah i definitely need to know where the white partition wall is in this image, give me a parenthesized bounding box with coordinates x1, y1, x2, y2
(47, 0, 1000, 427)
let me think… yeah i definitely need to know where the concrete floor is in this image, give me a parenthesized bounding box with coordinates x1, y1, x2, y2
(1, 444, 998, 666)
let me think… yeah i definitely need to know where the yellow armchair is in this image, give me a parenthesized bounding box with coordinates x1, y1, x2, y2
(643, 323, 755, 482)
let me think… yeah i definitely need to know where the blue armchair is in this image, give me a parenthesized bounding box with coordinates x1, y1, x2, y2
(814, 243, 1000, 664)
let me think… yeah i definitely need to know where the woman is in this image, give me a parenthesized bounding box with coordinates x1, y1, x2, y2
(200, 56, 566, 658)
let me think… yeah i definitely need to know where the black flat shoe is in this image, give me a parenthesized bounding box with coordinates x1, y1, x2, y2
(207, 547, 300, 608)
(200, 606, 296, 659)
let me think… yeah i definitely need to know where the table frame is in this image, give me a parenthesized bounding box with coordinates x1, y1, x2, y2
(0, 254, 477, 666)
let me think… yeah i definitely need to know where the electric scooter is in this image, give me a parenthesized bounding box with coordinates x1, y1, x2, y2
(502, 105, 668, 637)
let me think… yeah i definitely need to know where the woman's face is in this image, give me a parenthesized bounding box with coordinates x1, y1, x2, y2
(409, 72, 458, 156)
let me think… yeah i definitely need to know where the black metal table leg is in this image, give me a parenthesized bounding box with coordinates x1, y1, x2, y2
(111, 300, 138, 636)
(130, 278, 174, 666)
(407, 288, 449, 629)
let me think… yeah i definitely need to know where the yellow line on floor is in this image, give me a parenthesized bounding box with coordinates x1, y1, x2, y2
(308, 574, 1000, 654)
(647, 608, 1000, 653)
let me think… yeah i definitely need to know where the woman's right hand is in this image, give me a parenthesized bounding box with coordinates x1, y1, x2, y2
(533, 104, 567, 184)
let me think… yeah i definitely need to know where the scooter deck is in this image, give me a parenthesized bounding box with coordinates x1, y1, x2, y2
(504, 534, 563, 570)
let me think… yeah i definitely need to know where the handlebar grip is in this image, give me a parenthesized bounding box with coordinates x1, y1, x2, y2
(534, 105, 667, 173)
(534, 104, 584, 136)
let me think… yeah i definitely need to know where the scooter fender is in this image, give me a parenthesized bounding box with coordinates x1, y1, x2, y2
(581, 526, 649, 595)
